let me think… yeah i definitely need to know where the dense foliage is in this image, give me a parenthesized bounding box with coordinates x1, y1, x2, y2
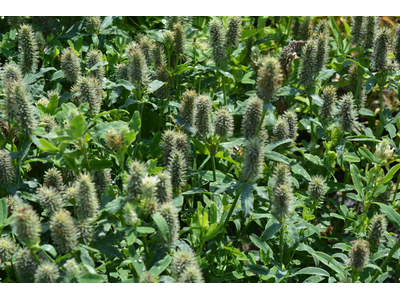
(1, 16, 400, 283)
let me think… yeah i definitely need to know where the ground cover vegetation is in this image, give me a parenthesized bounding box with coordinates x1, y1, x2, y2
(1, 16, 400, 283)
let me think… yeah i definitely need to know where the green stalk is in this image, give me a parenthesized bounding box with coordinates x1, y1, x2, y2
(211, 155, 216, 182)
(222, 73, 227, 106)
(220, 186, 242, 234)
(309, 94, 314, 139)
(392, 171, 400, 203)
(256, 109, 267, 136)
(370, 237, 400, 283)
(279, 225, 285, 267)
(379, 87, 383, 113)
(354, 77, 362, 106)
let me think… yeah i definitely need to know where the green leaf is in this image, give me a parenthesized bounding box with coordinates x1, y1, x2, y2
(241, 183, 254, 218)
(264, 150, 290, 164)
(50, 70, 65, 81)
(69, 114, 85, 138)
(261, 218, 282, 241)
(316, 69, 336, 82)
(249, 234, 273, 257)
(265, 139, 293, 151)
(312, 251, 348, 278)
(130, 111, 141, 133)
(350, 164, 364, 199)
(294, 267, 330, 277)
(40, 244, 57, 257)
(287, 224, 299, 248)
(78, 273, 107, 283)
(47, 94, 59, 115)
(148, 255, 172, 277)
(358, 147, 376, 164)
(244, 264, 270, 276)
(116, 79, 135, 90)
(32, 137, 59, 153)
(152, 213, 170, 243)
(136, 227, 155, 234)
(365, 76, 376, 94)
(148, 80, 164, 93)
(381, 164, 400, 185)
(291, 163, 311, 181)
(128, 245, 145, 279)
(374, 202, 400, 231)
(0, 198, 7, 226)
(89, 159, 113, 170)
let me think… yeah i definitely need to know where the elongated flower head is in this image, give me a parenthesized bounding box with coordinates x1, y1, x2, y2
(299, 17, 311, 40)
(125, 160, 148, 201)
(75, 76, 103, 116)
(151, 43, 167, 69)
(84, 16, 101, 33)
(18, 24, 38, 74)
(15, 248, 39, 282)
(283, 110, 298, 140)
(175, 131, 191, 163)
(7, 16, 26, 29)
(115, 63, 129, 81)
(123, 203, 138, 226)
(214, 107, 234, 140)
(351, 17, 364, 44)
(92, 169, 112, 197)
(394, 27, 400, 65)
(321, 86, 337, 119)
(156, 171, 173, 204)
(348, 239, 370, 270)
(195, 95, 213, 136)
(10, 81, 36, 135)
(161, 129, 176, 165)
(308, 175, 328, 200)
(163, 30, 174, 51)
(337, 93, 357, 132)
(64, 259, 81, 278)
(315, 33, 329, 73)
(61, 168, 76, 185)
(368, 214, 387, 245)
(86, 49, 105, 80)
(75, 173, 99, 219)
(272, 184, 293, 222)
(159, 202, 180, 245)
(40, 115, 57, 133)
(226, 16, 242, 49)
(361, 16, 378, 49)
(168, 150, 187, 190)
(105, 128, 126, 152)
(50, 209, 78, 253)
(273, 118, 290, 140)
(292, 17, 300, 39)
(172, 248, 196, 278)
(141, 175, 160, 201)
(37, 186, 64, 216)
(371, 27, 391, 71)
(138, 35, 155, 64)
(375, 138, 394, 161)
(61, 47, 81, 83)
(43, 167, 64, 191)
(272, 163, 291, 189)
(299, 39, 317, 88)
(178, 265, 204, 283)
(0, 236, 16, 264)
(0, 150, 14, 186)
(242, 96, 263, 140)
(1, 63, 23, 84)
(34, 262, 60, 283)
(154, 64, 170, 99)
(257, 56, 283, 102)
(77, 219, 94, 245)
(180, 89, 197, 125)
(209, 18, 226, 65)
(11, 203, 41, 246)
(315, 19, 329, 36)
(173, 22, 186, 59)
(241, 137, 264, 183)
(126, 43, 149, 88)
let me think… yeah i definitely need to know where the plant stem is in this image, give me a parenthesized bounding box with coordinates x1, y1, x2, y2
(256, 109, 267, 136)
(370, 236, 400, 283)
(279, 225, 285, 268)
(379, 87, 383, 114)
(211, 155, 216, 182)
(392, 172, 400, 203)
(309, 94, 314, 139)
(222, 74, 227, 106)
(220, 187, 242, 234)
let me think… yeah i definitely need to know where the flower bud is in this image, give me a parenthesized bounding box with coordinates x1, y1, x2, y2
(126, 43, 149, 89)
(125, 160, 148, 201)
(105, 128, 125, 151)
(92, 169, 112, 197)
(371, 27, 391, 71)
(273, 118, 290, 140)
(257, 56, 283, 102)
(314, 19, 329, 36)
(226, 16, 242, 49)
(351, 17, 364, 44)
(156, 171, 173, 204)
(43, 167, 64, 191)
(61, 47, 81, 83)
(315, 33, 329, 73)
(168, 150, 187, 190)
(320, 86, 337, 119)
(10, 81, 36, 135)
(299, 17, 311, 41)
(151, 43, 167, 69)
(37, 186, 64, 216)
(138, 35, 155, 64)
(308, 175, 328, 200)
(394, 28, 400, 65)
(172, 248, 196, 278)
(34, 262, 60, 283)
(272, 163, 291, 189)
(123, 203, 138, 226)
(178, 265, 204, 283)
(50, 209, 78, 253)
(18, 24, 38, 74)
(86, 49, 105, 80)
(361, 16, 377, 49)
(337, 93, 357, 132)
(348, 239, 370, 270)
(64, 258, 81, 278)
(214, 107, 234, 140)
(74, 76, 103, 116)
(0, 150, 14, 187)
(180, 89, 197, 125)
(173, 22, 186, 59)
(241, 96, 263, 140)
(292, 17, 300, 39)
(282, 110, 298, 140)
(299, 39, 317, 88)
(39, 115, 57, 133)
(195, 95, 213, 136)
(75, 173, 99, 219)
(241, 137, 264, 183)
(11, 203, 41, 246)
(375, 138, 394, 161)
(83, 16, 101, 33)
(161, 129, 176, 165)
(159, 202, 180, 245)
(272, 184, 293, 222)
(209, 18, 226, 65)
(14, 248, 39, 282)
(115, 63, 129, 81)
(0, 236, 17, 264)
(77, 218, 94, 245)
(368, 214, 387, 245)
